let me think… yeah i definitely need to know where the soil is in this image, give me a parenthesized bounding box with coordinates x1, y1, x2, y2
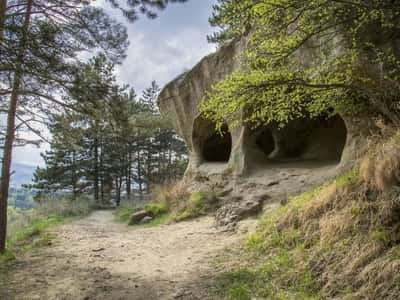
(0, 210, 256, 300)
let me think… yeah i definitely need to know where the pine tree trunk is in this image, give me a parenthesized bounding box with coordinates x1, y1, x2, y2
(126, 150, 131, 199)
(93, 137, 99, 202)
(146, 150, 151, 193)
(137, 151, 143, 199)
(0, 0, 32, 254)
(71, 150, 77, 198)
(0, 0, 7, 42)
(168, 148, 172, 181)
(115, 177, 121, 207)
(100, 142, 104, 203)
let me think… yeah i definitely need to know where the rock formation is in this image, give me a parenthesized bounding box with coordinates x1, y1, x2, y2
(158, 38, 375, 224)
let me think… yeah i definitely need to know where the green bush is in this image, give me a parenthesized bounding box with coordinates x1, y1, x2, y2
(145, 202, 169, 216)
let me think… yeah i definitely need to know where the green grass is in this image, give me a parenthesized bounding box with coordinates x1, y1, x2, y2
(145, 202, 169, 216)
(174, 191, 209, 222)
(1, 196, 94, 263)
(216, 246, 319, 300)
(115, 201, 172, 227)
(11, 215, 61, 245)
(115, 191, 215, 226)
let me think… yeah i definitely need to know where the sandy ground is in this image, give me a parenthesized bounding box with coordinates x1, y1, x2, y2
(0, 211, 254, 300)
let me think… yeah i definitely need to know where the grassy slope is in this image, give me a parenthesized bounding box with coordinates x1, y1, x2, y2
(1, 197, 94, 263)
(215, 166, 400, 300)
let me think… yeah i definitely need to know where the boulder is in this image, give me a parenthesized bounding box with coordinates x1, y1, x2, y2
(139, 216, 153, 224)
(129, 210, 150, 225)
(215, 196, 264, 229)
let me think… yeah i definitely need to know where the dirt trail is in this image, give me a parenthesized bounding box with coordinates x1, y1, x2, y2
(1, 210, 254, 300)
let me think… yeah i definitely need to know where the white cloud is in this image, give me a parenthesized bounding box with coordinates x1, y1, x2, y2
(13, 0, 217, 169)
(13, 144, 48, 167)
(116, 26, 215, 92)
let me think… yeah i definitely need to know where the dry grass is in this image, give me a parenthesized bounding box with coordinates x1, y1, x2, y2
(215, 128, 400, 299)
(319, 208, 355, 243)
(151, 180, 190, 212)
(360, 123, 400, 191)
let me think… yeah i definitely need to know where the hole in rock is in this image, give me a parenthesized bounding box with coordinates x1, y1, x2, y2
(254, 128, 275, 157)
(202, 124, 232, 162)
(248, 115, 347, 163)
(192, 117, 232, 163)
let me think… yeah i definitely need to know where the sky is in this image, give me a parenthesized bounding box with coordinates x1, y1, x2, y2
(12, 0, 217, 169)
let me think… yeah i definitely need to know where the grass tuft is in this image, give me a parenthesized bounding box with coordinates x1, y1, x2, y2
(173, 191, 216, 222)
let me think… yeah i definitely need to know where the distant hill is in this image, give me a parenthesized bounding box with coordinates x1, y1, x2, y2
(10, 162, 37, 187)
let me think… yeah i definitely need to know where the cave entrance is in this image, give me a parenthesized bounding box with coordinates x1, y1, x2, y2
(193, 117, 232, 163)
(248, 115, 347, 163)
(254, 127, 275, 158)
(202, 124, 232, 162)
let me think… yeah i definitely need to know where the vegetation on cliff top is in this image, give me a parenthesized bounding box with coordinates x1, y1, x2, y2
(203, 0, 400, 129)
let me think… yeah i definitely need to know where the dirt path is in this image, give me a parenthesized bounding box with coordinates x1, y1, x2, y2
(1, 211, 254, 300)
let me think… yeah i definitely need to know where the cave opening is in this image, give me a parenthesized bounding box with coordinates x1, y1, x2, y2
(202, 124, 232, 162)
(192, 117, 232, 163)
(254, 127, 276, 158)
(248, 115, 347, 163)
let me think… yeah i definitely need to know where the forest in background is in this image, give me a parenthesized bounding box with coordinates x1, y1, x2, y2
(0, 0, 189, 253)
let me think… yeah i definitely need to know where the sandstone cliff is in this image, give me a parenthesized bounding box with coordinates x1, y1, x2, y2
(158, 38, 375, 215)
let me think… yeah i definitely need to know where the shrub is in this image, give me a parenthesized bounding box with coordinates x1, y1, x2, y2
(145, 202, 169, 216)
(114, 197, 171, 226)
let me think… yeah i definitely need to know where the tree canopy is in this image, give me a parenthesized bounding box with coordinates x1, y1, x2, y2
(202, 0, 400, 129)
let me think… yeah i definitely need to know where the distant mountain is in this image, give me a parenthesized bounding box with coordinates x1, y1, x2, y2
(10, 162, 37, 187)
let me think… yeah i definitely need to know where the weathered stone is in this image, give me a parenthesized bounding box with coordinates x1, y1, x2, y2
(266, 180, 280, 187)
(129, 210, 150, 225)
(215, 196, 264, 228)
(139, 216, 153, 224)
(158, 37, 375, 182)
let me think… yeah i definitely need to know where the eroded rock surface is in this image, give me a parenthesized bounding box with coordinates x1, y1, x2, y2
(158, 38, 376, 221)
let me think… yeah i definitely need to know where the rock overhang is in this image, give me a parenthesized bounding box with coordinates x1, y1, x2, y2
(157, 38, 375, 198)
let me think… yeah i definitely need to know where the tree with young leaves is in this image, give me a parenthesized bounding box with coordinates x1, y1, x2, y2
(202, 0, 400, 131)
